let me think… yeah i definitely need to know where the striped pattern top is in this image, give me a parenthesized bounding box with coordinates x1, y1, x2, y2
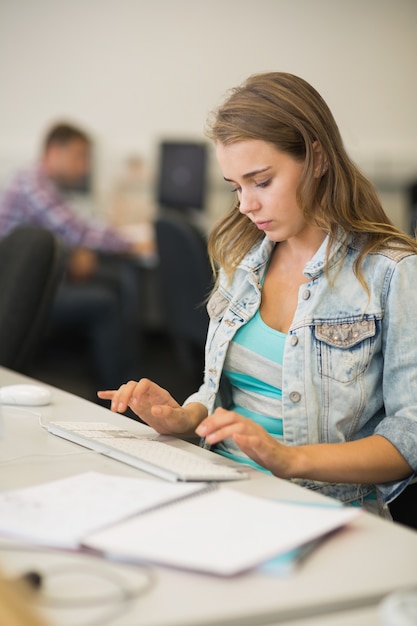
(216, 308, 380, 510)
(215, 309, 286, 471)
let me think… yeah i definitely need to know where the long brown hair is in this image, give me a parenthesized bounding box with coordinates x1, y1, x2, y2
(206, 72, 417, 284)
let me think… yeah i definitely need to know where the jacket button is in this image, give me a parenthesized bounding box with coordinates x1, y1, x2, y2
(302, 289, 311, 300)
(289, 391, 301, 403)
(290, 335, 298, 346)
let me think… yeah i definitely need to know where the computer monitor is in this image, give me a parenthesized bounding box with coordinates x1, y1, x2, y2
(156, 141, 208, 211)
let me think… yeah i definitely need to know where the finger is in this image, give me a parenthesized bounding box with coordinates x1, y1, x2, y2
(196, 408, 241, 437)
(134, 379, 179, 411)
(129, 378, 159, 405)
(97, 390, 116, 399)
(110, 381, 140, 412)
(204, 421, 247, 445)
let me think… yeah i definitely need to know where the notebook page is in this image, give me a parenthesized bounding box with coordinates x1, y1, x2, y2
(0, 471, 207, 548)
(84, 487, 360, 576)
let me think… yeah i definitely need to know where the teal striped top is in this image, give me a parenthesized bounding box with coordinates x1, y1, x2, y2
(216, 309, 286, 472)
(216, 310, 379, 509)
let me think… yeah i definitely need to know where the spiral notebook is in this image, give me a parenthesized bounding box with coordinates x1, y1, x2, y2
(0, 472, 360, 576)
(82, 486, 360, 576)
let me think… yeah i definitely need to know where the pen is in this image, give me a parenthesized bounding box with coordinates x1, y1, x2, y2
(259, 536, 327, 575)
(199, 437, 212, 451)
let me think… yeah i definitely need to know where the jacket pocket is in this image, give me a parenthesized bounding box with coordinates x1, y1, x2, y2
(314, 318, 376, 383)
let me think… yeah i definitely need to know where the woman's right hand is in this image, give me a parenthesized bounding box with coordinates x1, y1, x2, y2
(97, 378, 206, 435)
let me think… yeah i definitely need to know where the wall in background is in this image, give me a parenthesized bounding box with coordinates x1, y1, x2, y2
(1, 0, 416, 228)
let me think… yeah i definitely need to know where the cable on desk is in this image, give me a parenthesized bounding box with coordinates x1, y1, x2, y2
(0, 405, 49, 432)
(0, 450, 91, 466)
(37, 410, 48, 430)
(7, 555, 156, 626)
(27, 563, 155, 626)
(0, 406, 92, 465)
(26, 562, 156, 608)
(0, 405, 44, 421)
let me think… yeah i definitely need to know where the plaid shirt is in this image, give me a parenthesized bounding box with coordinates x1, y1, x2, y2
(0, 164, 131, 253)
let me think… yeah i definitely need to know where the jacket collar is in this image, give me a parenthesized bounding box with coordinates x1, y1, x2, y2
(237, 230, 350, 281)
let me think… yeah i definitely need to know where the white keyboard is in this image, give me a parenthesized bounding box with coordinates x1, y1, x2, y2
(47, 421, 247, 482)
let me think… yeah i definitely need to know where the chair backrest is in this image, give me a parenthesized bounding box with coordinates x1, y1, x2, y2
(155, 214, 212, 348)
(0, 226, 65, 372)
(389, 481, 417, 530)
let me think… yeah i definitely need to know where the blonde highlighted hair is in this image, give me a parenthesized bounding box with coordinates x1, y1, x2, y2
(206, 72, 417, 283)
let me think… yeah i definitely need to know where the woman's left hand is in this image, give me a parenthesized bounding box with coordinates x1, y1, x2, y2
(195, 407, 295, 477)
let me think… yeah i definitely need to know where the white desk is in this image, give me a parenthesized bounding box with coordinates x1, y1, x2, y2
(0, 366, 416, 626)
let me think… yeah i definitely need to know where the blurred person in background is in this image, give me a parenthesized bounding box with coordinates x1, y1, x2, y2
(0, 123, 149, 391)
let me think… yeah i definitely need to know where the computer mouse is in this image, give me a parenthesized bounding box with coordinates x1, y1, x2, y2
(0, 384, 52, 406)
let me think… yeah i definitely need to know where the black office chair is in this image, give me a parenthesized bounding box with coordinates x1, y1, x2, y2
(155, 213, 213, 381)
(0, 226, 65, 373)
(389, 481, 417, 530)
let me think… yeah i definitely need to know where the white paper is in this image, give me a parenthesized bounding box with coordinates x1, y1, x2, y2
(85, 488, 360, 576)
(0, 473, 360, 575)
(0, 471, 206, 548)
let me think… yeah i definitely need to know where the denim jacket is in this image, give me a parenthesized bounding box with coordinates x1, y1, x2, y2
(185, 233, 417, 506)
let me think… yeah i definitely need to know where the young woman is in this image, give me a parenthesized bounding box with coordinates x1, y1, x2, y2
(99, 72, 417, 516)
